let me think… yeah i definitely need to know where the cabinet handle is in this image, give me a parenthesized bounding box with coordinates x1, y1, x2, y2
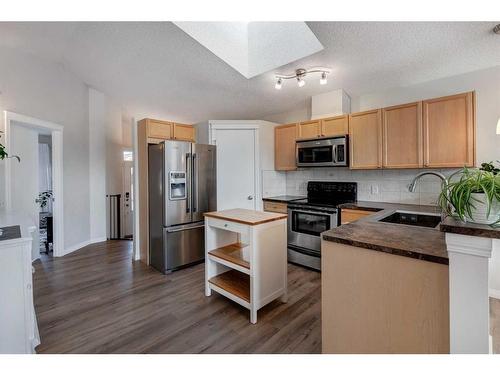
(27, 284, 32, 290)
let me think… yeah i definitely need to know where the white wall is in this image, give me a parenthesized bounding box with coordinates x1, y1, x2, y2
(88, 89, 107, 241)
(0, 47, 90, 250)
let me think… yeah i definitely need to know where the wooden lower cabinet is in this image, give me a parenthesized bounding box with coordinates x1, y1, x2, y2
(263, 201, 287, 214)
(423, 92, 475, 168)
(274, 123, 297, 171)
(382, 102, 423, 168)
(349, 109, 383, 169)
(340, 208, 373, 224)
(322, 241, 450, 353)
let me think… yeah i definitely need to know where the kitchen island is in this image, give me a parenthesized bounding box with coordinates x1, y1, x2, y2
(204, 209, 288, 324)
(321, 202, 449, 353)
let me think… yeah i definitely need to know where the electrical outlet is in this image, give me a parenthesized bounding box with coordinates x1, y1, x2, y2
(370, 184, 379, 195)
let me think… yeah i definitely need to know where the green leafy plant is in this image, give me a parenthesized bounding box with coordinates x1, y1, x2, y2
(438, 167, 500, 226)
(0, 131, 20, 162)
(38, 191, 53, 210)
(480, 161, 500, 175)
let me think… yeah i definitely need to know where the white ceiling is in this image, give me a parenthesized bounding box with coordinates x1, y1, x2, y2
(0, 22, 499, 123)
(173, 22, 324, 78)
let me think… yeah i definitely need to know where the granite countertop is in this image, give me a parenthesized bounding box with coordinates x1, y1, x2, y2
(262, 195, 306, 203)
(440, 216, 500, 239)
(323, 201, 448, 265)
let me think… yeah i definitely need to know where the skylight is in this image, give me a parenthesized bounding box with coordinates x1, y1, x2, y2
(173, 22, 324, 79)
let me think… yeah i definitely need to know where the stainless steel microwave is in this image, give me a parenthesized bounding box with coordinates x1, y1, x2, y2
(296, 136, 348, 167)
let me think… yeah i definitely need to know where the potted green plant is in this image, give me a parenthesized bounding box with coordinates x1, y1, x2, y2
(0, 131, 20, 162)
(439, 162, 500, 226)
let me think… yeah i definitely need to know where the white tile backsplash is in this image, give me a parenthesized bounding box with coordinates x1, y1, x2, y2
(275, 167, 457, 206)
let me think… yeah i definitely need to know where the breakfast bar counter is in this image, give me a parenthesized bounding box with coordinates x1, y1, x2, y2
(321, 202, 450, 354)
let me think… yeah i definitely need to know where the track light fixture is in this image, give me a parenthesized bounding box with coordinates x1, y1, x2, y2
(274, 67, 331, 89)
(275, 77, 282, 90)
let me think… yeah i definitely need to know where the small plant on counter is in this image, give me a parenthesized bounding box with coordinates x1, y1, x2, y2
(38, 191, 53, 211)
(438, 166, 500, 226)
(480, 161, 500, 175)
(0, 131, 20, 162)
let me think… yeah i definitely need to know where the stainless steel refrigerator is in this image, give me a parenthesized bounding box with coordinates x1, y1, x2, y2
(148, 140, 216, 273)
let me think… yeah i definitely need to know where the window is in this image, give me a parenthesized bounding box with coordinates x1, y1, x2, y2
(123, 150, 133, 161)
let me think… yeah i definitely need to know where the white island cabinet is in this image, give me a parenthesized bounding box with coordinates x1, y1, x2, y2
(0, 215, 40, 353)
(204, 209, 288, 324)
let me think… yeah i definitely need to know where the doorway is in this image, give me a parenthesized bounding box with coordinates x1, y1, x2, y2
(122, 149, 134, 239)
(4, 111, 64, 259)
(209, 122, 260, 210)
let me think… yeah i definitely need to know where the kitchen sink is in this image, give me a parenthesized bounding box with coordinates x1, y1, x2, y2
(378, 211, 441, 228)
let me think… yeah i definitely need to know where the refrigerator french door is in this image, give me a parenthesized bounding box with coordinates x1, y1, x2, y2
(149, 141, 216, 274)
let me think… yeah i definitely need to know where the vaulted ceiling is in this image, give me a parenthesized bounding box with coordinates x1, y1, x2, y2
(0, 22, 498, 123)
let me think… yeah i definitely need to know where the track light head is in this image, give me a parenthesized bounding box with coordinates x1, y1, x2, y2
(320, 72, 328, 85)
(275, 77, 282, 90)
(297, 77, 305, 87)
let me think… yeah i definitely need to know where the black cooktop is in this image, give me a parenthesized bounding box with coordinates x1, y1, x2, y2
(289, 181, 357, 209)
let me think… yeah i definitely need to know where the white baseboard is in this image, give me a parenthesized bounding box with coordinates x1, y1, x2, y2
(489, 288, 500, 300)
(60, 237, 108, 257)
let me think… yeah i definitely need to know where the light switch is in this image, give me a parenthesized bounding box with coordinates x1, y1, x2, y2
(370, 184, 379, 195)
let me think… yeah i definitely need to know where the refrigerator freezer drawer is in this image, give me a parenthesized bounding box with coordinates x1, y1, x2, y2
(164, 223, 205, 272)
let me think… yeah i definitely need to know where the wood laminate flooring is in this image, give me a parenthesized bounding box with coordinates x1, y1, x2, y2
(33, 240, 500, 354)
(33, 240, 321, 354)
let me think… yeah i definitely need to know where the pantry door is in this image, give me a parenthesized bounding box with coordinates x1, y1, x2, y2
(210, 123, 259, 211)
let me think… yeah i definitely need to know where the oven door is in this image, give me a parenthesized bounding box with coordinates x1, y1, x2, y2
(287, 208, 337, 254)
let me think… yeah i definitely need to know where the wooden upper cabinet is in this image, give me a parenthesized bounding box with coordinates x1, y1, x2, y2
(147, 119, 173, 140)
(423, 92, 475, 168)
(321, 115, 349, 137)
(275, 123, 297, 171)
(173, 123, 195, 142)
(349, 109, 383, 169)
(382, 102, 423, 169)
(297, 120, 322, 139)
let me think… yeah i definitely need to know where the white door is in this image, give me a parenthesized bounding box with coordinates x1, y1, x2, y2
(122, 161, 134, 238)
(213, 128, 256, 210)
(10, 123, 39, 260)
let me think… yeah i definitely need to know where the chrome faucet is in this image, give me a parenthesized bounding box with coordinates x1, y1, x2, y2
(408, 171, 448, 192)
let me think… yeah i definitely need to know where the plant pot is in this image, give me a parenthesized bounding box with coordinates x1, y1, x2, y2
(468, 193, 500, 225)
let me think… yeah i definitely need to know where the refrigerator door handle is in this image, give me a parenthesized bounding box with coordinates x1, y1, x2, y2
(166, 223, 205, 233)
(186, 153, 191, 213)
(192, 153, 198, 212)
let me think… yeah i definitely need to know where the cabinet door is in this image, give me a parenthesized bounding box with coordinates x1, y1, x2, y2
(349, 109, 383, 169)
(275, 123, 297, 171)
(382, 102, 423, 168)
(321, 115, 349, 137)
(297, 120, 321, 139)
(147, 120, 173, 139)
(173, 123, 195, 142)
(423, 92, 475, 168)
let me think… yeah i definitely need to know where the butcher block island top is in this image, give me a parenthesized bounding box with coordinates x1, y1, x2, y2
(204, 209, 287, 226)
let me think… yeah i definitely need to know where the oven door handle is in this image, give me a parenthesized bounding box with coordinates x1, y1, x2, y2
(289, 209, 337, 216)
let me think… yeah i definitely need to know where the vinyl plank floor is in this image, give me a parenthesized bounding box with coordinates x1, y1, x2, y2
(33, 240, 321, 354)
(33, 240, 500, 354)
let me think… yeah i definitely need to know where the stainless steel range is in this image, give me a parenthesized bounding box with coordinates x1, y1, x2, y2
(287, 181, 357, 270)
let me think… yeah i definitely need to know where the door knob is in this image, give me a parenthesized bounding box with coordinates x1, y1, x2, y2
(247, 196, 253, 200)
